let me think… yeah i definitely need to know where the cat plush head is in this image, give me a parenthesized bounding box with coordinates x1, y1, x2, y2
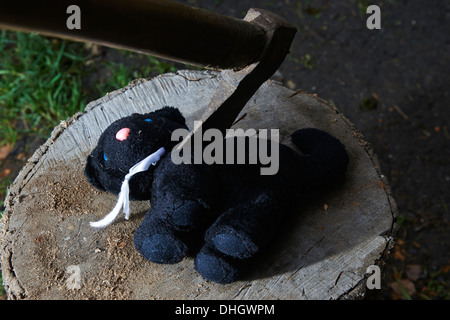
(84, 106, 187, 200)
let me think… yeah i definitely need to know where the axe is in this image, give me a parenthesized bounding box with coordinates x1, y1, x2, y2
(0, 0, 296, 139)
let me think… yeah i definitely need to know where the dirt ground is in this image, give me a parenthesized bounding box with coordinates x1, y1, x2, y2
(1, 0, 449, 299)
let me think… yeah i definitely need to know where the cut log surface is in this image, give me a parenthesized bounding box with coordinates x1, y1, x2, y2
(0, 70, 397, 300)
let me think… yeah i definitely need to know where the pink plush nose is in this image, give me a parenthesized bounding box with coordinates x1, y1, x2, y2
(116, 128, 130, 141)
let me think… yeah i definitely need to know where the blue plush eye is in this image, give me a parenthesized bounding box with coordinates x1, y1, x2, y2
(103, 153, 108, 162)
(144, 118, 153, 122)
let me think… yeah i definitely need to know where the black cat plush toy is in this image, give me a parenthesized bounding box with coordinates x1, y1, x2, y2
(84, 106, 349, 284)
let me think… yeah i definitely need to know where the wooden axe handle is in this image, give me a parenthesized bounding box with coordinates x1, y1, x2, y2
(0, 0, 268, 69)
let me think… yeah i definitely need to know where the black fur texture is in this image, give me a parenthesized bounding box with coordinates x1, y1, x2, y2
(85, 106, 349, 284)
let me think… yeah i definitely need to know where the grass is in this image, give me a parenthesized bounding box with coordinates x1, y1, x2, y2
(93, 55, 176, 93)
(0, 272, 4, 297)
(356, 0, 370, 16)
(0, 30, 178, 147)
(0, 30, 179, 297)
(0, 30, 88, 146)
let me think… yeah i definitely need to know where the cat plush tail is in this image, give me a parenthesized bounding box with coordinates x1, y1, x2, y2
(290, 128, 349, 192)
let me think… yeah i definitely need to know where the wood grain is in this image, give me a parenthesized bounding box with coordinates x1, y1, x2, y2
(0, 70, 397, 299)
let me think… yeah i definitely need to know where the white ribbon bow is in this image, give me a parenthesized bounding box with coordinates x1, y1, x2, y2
(90, 147, 166, 228)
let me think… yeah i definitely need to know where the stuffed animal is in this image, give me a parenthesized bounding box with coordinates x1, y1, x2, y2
(84, 106, 349, 284)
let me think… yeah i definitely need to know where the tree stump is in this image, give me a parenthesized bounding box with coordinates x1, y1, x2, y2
(0, 70, 397, 300)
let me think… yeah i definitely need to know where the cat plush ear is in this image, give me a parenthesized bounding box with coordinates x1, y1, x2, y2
(152, 106, 186, 126)
(84, 154, 106, 191)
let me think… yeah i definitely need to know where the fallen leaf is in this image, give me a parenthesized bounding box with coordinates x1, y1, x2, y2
(394, 250, 405, 261)
(412, 241, 421, 248)
(390, 279, 416, 299)
(16, 152, 25, 161)
(0, 143, 13, 160)
(393, 241, 407, 261)
(0, 168, 12, 178)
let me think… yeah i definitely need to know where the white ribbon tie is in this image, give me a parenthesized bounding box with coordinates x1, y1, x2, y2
(90, 147, 166, 228)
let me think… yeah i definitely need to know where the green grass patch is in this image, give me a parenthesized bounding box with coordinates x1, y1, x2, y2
(0, 272, 5, 297)
(0, 30, 179, 147)
(0, 30, 180, 297)
(0, 30, 89, 146)
(94, 55, 176, 93)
